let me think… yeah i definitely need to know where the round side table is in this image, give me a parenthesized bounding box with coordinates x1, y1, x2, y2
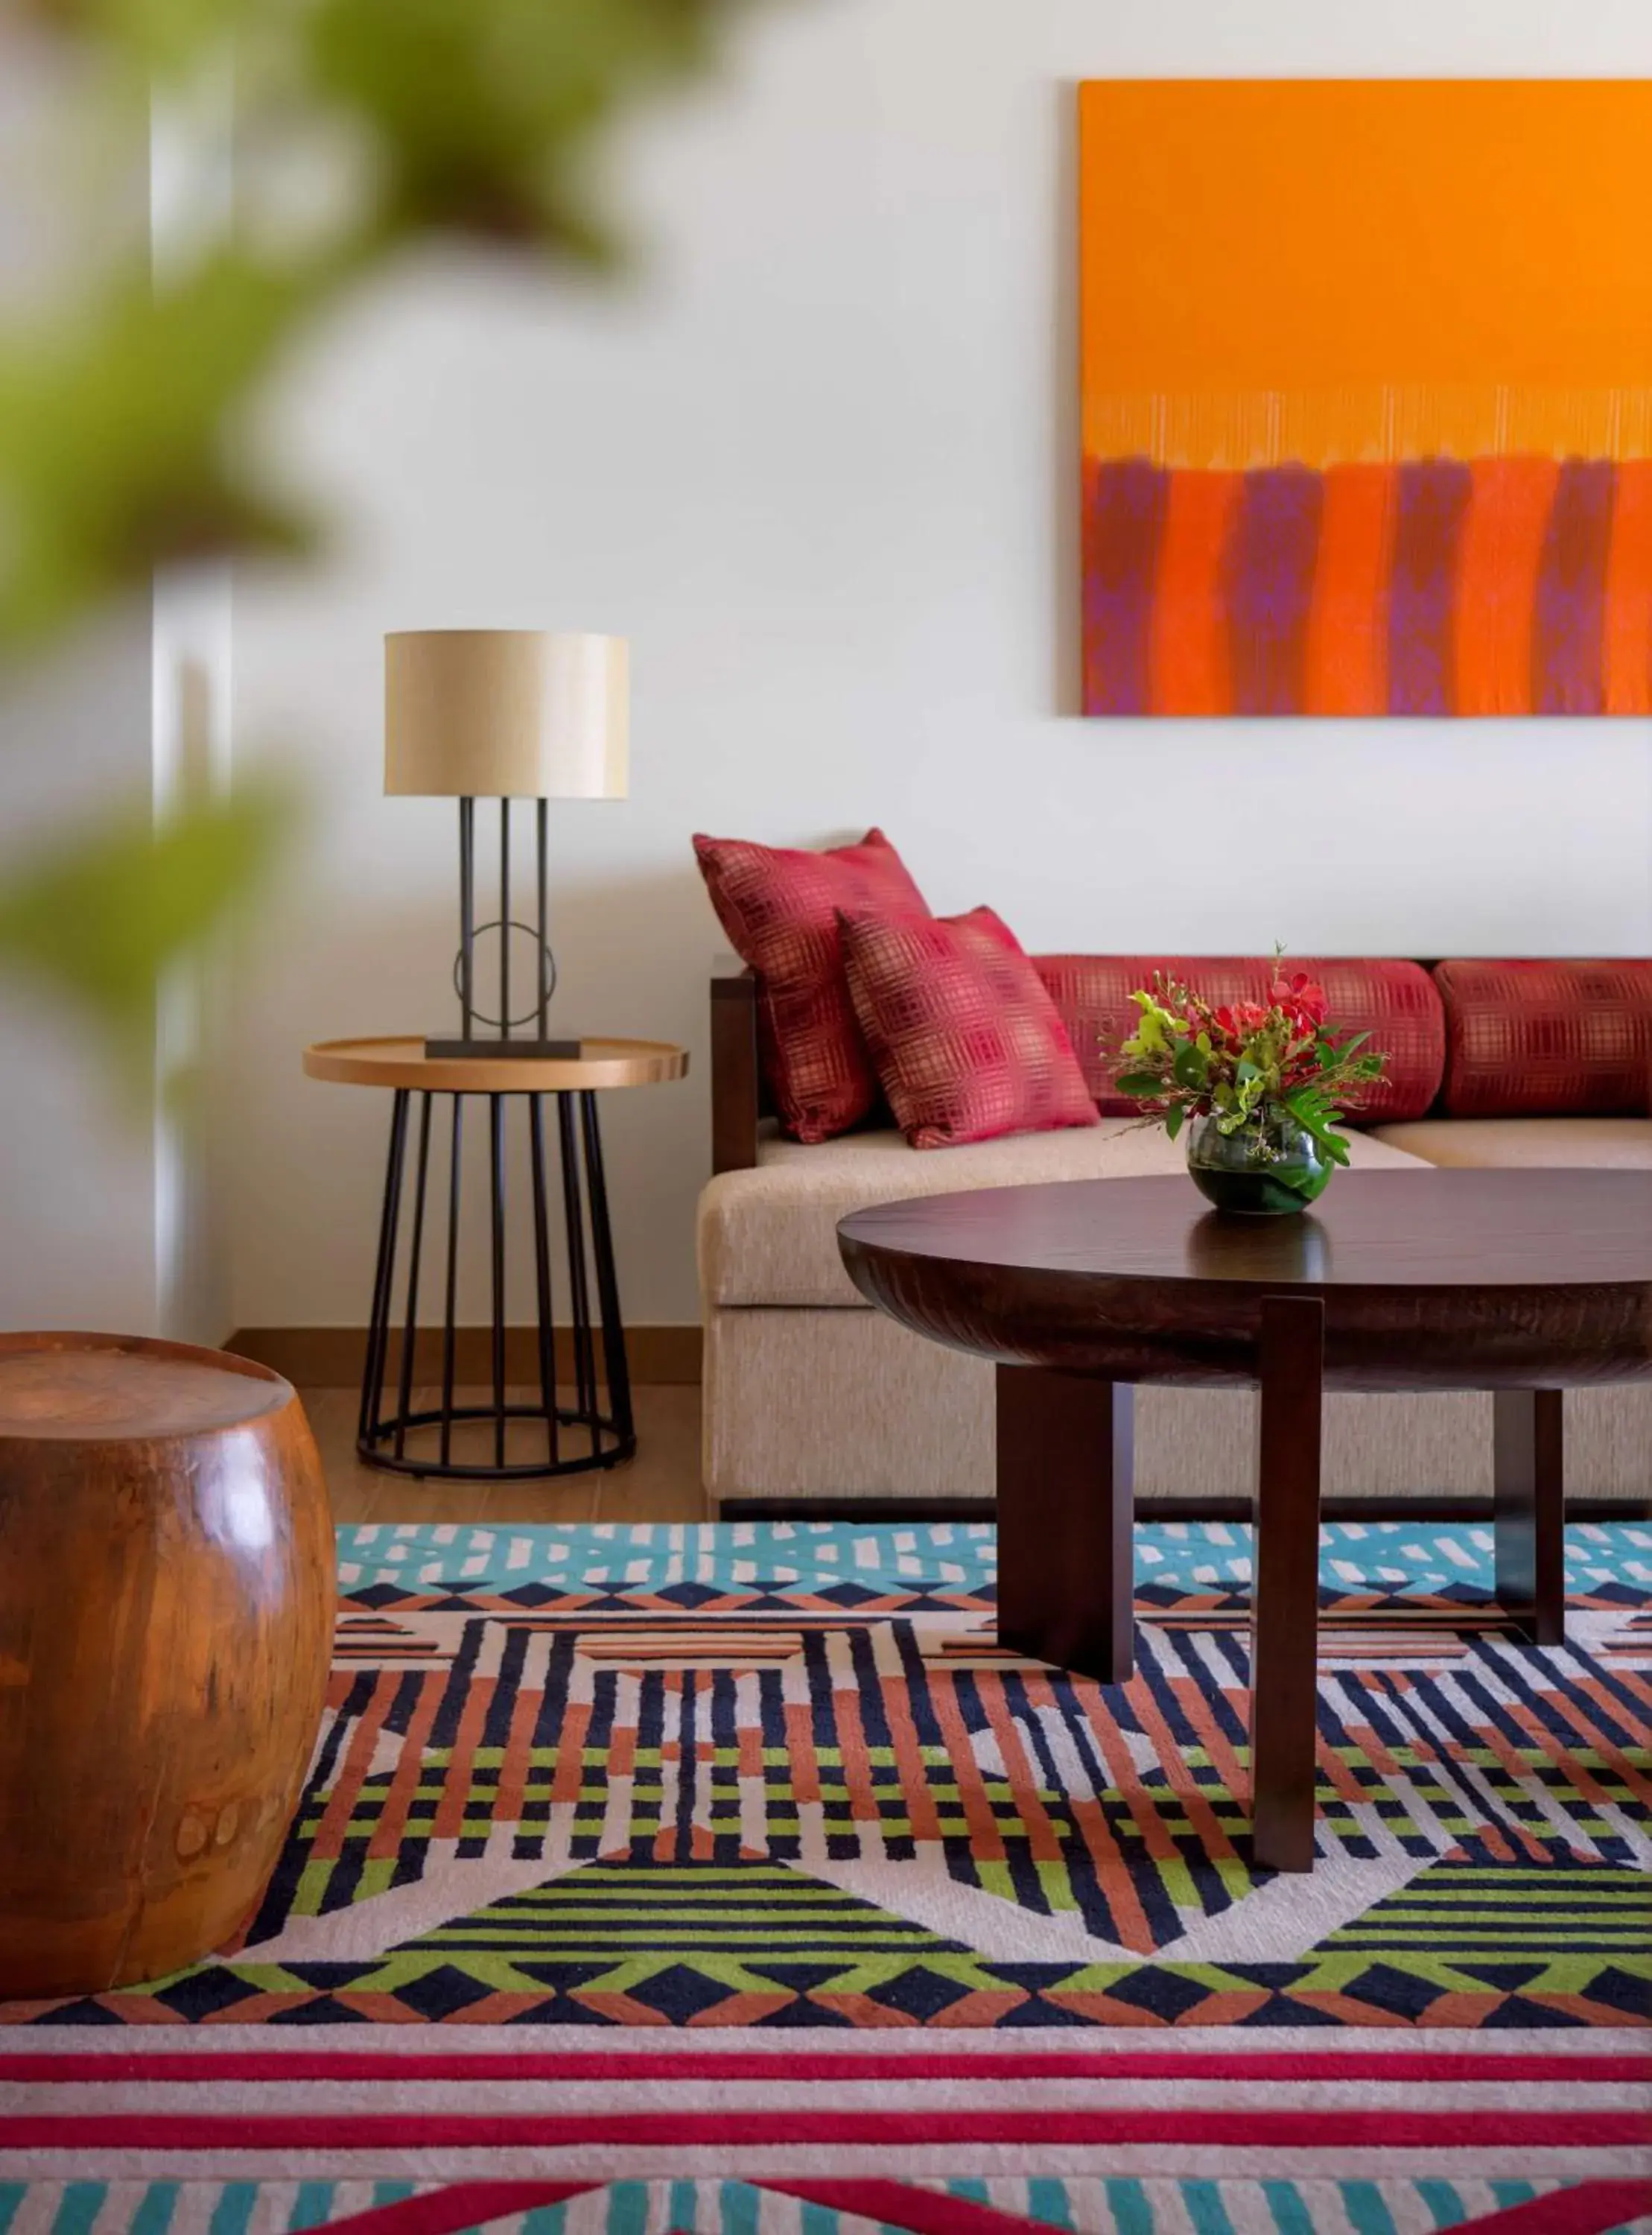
(0, 1332, 332, 1997)
(303, 1036, 688, 1481)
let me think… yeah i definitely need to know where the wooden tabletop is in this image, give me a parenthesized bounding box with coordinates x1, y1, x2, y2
(303, 1036, 690, 1094)
(0, 1332, 291, 1440)
(838, 1170, 1652, 1393)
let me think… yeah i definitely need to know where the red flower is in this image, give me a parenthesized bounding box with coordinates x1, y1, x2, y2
(1268, 972, 1328, 1024)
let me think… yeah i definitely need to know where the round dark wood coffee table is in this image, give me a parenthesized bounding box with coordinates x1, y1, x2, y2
(838, 1169, 1652, 1873)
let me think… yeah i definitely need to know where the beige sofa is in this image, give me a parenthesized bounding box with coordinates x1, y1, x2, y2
(699, 963, 1652, 1509)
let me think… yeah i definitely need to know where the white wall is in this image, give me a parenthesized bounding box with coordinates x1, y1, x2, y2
(226, 0, 1652, 1334)
(0, 611, 165, 1333)
(0, 55, 159, 1335)
(0, 59, 237, 1339)
(152, 559, 235, 1345)
(151, 72, 238, 1345)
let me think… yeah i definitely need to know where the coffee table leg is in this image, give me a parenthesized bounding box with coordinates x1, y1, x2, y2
(1493, 1390, 1566, 1646)
(996, 1366, 1134, 1683)
(1251, 1295, 1325, 1874)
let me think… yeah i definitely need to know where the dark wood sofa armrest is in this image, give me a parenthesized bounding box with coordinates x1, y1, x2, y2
(711, 958, 761, 1175)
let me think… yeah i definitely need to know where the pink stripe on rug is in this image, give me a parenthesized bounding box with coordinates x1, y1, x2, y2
(1, 2052, 1640, 2085)
(0, 2110, 1640, 2149)
(762, 2185, 1652, 2235)
(1451, 2184, 1652, 2235)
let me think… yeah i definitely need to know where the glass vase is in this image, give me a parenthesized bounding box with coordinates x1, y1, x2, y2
(1185, 1107, 1333, 1217)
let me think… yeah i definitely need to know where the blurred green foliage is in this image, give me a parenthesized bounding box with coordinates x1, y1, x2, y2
(0, 779, 296, 1070)
(0, 0, 756, 1062)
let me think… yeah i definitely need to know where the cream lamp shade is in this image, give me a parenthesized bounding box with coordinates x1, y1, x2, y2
(384, 630, 628, 799)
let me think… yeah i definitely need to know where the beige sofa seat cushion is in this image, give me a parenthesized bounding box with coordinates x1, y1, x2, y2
(699, 1120, 1429, 1309)
(704, 1305, 1652, 1500)
(1371, 1117, 1652, 1168)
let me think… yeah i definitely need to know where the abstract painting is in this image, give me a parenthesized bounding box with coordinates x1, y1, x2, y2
(1077, 81, 1652, 717)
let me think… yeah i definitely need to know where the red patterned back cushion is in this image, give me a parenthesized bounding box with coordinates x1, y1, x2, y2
(1034, 955, 1446, 1122)
(693, 828, 930, 1142)
(1435, 958, 1652, 1117)
(840, 907, 1099, 1150)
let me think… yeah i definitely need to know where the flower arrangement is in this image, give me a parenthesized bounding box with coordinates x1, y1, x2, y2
(1113, 959, 1388, 1212)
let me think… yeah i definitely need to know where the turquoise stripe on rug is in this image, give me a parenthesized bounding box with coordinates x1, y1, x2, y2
(128, 2187, 180, 2235)
(520, 2207, 569, 2235)
(605, 2182, 649, 2235)
(207, 2186, 257, 2235)
(1181, 2184, 1240, 2235)
(1341, 2186, 1400, 2235)
(1263, 2180, 1318, 2235)
(1024, 2181, 1079, 2233)
(719, 2181, 763, 2235)
(49, 2187, 106, 2235)
(1103, 2179, 1155, 2235)
(332, 1518, 1648, 1597)
(1414, 2184, 1473, 2230)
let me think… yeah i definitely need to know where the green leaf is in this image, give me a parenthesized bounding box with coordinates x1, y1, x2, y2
(1277, 1162, 1325, 1196)
(0, 781, 296, 1065)
(1165, 1103, 1184, 1141)
(1282, 1085, 1355, 1164)
(302, 0, 734, 252)
(1321, 1028, 1370, 1071)
(1112, 1070, 1166, 1099)
(0, 253, 322, 645)
(1172, 1039, 1208, 1090)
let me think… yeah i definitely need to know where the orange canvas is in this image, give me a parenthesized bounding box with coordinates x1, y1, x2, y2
(1078, 81, 1652, 716)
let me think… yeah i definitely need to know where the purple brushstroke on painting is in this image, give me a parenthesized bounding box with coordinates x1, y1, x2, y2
(1081, 458, 1168, 715)
(1388, 460, 1472, 714)
(1533, 460, 1616, 714)
(1224, 468, 1323, 714)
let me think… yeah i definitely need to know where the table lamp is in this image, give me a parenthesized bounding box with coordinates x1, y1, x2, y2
(385, 628, 628, 1059)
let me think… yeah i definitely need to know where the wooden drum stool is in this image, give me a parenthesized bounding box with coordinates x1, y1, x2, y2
(0, 1333, 334, 1999)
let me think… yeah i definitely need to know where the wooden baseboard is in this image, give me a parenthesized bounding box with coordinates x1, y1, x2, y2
(719, 1493, 1651, 1522)
(227, 1325, 703, 1387)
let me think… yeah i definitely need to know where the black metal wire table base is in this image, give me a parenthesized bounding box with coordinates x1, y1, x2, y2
(357, 1088, 635, 1480)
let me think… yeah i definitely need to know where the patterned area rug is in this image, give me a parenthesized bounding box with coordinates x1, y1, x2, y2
(1, 1522, 1648, 2235)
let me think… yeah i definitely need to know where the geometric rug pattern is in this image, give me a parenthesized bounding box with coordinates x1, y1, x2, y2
(1, 1523, 1648, 2222)
(0, 2176, 1650, 2235)
(0, 2175, 1649, 2235)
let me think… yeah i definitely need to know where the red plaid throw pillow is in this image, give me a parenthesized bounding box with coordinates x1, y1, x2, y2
(1435, 957, 1652, 1116)
(840, 906, 1099, 1149)
(693, 828, 931, 1141)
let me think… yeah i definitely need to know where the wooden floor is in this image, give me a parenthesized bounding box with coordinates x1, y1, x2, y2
(302, 1384, 708, 1524)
